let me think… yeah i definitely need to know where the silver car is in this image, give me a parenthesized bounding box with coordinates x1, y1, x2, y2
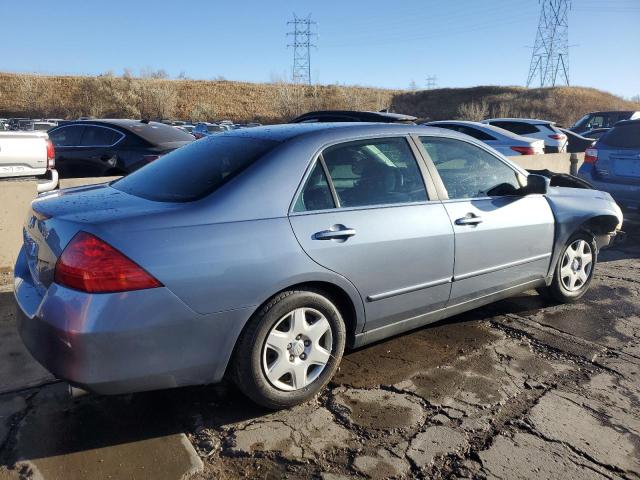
(15, 123, 622, 408)
(482, 118, 568, 153)
(424, 120, 545, 156)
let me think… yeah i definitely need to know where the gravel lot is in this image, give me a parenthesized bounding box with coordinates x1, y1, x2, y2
(0, 224, 638, 480)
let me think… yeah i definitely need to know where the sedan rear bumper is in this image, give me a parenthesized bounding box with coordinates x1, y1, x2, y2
(14, 247, 252, 394)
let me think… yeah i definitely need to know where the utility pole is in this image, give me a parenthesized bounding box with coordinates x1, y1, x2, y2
(287, 14, 317, 85)
(526, 0, 571, 87)
(426, 76, 437, 89)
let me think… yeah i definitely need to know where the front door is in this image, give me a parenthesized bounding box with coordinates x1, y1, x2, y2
(289, 136, 455, 332)
(417, 136, 555, 304)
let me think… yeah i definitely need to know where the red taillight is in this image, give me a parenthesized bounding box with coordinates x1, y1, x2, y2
(548, 134, 565, 140)
(510, 146, 535, 155)
(54, 232, 162, 293)
(584, 147, 598, 164)
(46, 139, 55, 169)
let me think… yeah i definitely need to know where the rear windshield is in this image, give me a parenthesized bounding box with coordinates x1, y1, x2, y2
(126, 122, 195, 145)
(112, 136, 279, 202)
(599, 123, 640, 149)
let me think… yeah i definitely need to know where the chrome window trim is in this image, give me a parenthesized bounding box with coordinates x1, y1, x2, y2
(48, 124, 126, 148)
(288, 135, 434, 215)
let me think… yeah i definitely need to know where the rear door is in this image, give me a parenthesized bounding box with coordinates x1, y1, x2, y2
(289, 136, 454, 332)
(75, 125, 125, 176)
(417, 136, 554, 304)
(48, 125, 85, 177)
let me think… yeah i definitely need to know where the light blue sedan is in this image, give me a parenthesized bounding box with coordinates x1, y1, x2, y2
(14, 123, 622, 408)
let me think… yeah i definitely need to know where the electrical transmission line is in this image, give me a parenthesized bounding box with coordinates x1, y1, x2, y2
(526, 0, 571, 88)
(287, 14, 317, 84)
(426, 75, 438, 89)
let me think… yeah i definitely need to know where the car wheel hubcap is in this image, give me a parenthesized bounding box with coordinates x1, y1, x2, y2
(560, 239, 593, 292)
(262, 307, 333, 391)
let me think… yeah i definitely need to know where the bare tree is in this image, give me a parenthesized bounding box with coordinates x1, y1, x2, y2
(457, 100, 489, 121)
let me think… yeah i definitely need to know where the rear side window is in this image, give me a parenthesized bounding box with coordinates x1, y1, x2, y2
(460, 126, 495, 141)
(492, 121, 539, 135)
(113, 136, 279, 202)
(49, 125, 84, 146)
(321, 137, 427, 208)
(293, 162, 335, 212)
(599, 123, 640, 148)
(80, 126, 123, 147)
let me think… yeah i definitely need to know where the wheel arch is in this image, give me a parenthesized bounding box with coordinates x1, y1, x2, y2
(223, 277, 365, 380)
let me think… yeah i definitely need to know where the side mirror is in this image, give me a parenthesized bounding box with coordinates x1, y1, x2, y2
(524, 174, 549, 195)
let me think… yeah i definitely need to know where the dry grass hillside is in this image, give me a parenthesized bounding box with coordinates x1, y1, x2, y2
(392, 85, 640, 126)
(0, 73, 397, 123)
(0, 73, 637, 126)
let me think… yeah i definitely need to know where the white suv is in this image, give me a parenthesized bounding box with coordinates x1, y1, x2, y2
(482, 118, 568, 153)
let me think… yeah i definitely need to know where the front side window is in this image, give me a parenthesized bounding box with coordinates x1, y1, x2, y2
(420, 137, 520, 199)
(49, 125, 84, 147)
(321, 137, 428, 208)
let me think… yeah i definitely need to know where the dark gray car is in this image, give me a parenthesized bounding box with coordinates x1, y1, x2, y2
(15, 123, 622, 409)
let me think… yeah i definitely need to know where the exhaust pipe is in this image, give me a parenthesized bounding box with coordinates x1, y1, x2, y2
(68, 384, 89, 399)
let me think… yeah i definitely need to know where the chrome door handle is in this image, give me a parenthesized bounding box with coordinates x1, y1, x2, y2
(313, 226, 356, 240)
(455, 214, 483, 226)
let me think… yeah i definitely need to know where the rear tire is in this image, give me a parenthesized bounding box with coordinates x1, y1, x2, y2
(231, 289, 346, 409)
(539, 232, 597, 303)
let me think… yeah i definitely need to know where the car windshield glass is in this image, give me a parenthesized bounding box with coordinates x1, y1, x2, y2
(112, 136, 279, 202)
(573, 114, 590, 128)
(599, 123, 640, 149)
(125, 122, 194, 144)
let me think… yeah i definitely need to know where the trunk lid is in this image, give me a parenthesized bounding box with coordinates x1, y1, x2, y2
(23, 182, 180, 290)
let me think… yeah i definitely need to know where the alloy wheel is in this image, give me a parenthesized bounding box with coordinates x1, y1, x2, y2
(560, 239, 593, 292)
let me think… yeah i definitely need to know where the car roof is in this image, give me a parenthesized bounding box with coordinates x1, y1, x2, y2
(57, 119, 195, 145)
(221, 122, 475, 143)
(292, 110, 417, 123)
(484, 118, 555, 125)
(613, 119, 640, 127)
(584, 110, 637, 115)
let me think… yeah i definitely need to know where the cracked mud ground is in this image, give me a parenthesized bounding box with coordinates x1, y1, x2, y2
(1, 224, 639, 480)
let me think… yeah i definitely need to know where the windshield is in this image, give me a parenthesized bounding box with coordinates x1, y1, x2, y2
(573, 114, 590, 128)
(112, 136, 278, 202)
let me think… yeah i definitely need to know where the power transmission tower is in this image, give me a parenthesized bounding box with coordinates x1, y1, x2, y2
(426, 75, 438, 89)
(287, 14, 317, 84)
(526, 0, 571, 88)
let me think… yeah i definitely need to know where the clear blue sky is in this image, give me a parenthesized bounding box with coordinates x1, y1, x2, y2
(1, 0, 638, 97)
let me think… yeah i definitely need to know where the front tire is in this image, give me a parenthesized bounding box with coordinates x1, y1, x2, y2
(231, 289, 346, 409)
(540, 232, 597, 303)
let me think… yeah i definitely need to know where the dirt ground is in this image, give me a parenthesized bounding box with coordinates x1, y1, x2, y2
(0, 225, 639, 480)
